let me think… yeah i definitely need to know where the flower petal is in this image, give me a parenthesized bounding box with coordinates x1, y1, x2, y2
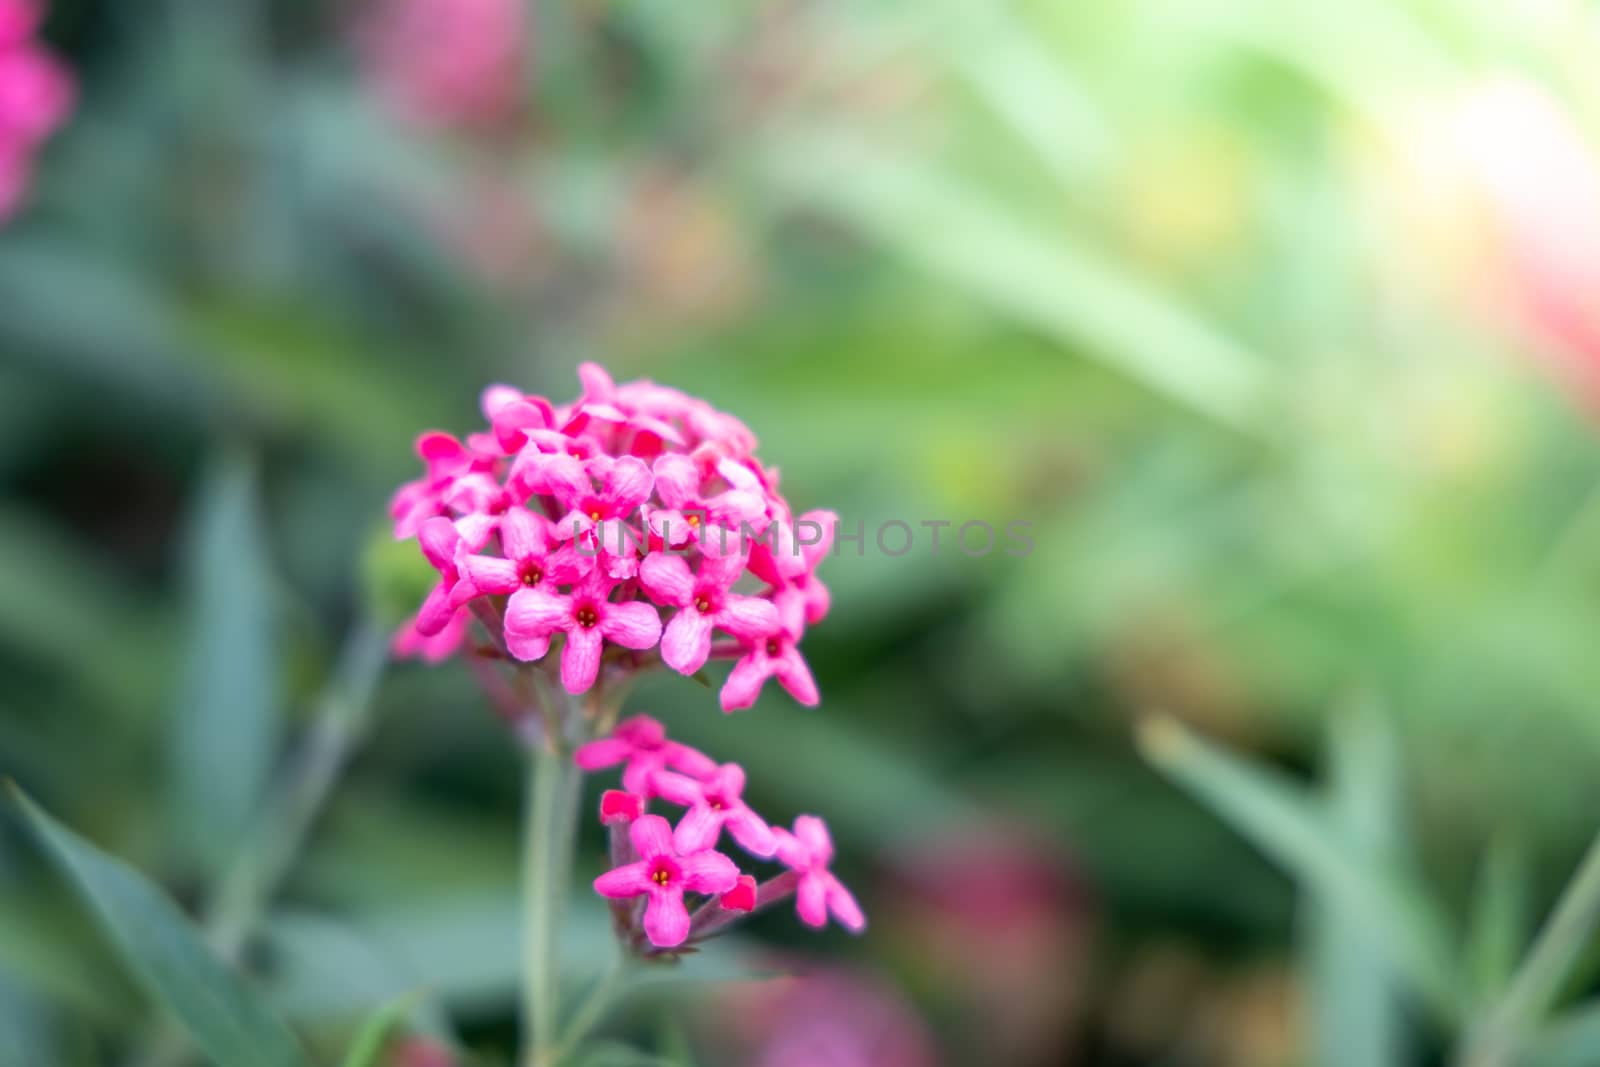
(719, 650, 773, 713)
(573, 737, 631, 771)
(662, 741, 717, 780)
(605, 456, 654, 513)
(795, 871, 828, 928)
(650, 453, 699, 510)
(561, 627, 604, 693)
(629, 813, 675, 859)
(676, 849, 740, 894)
(720, 874, 758, 913)
(638, 552, 694, 607)
(660, 610, 714, 675)
(826, 876, 867, 932)
(413, 584, 455, 637)
(601, 600, 663, 650)
(499, 506, 548, 563)
(642, 888, 691, 948)
(417, 516, 461, 572)
(651, 770, 704, 807)
(725, 808, 778, 859)
(715, 595, 778, 641)
(793, 815, 833, 864)
(593, 861, 652, 899)
(504, 587, 569, 640)
(672, 805, 722, 854)
(457, 555, 520, 600)
(775, 646, 820, 706)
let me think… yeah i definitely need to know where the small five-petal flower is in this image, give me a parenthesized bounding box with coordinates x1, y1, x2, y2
(593, 814, 740, 948)
(774, 815, 865, 933)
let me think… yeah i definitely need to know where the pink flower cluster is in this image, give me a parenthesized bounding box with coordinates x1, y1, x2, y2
(355, 0, 524, 128)
(390, 364, 834, 713)
(0, 0, 72, 221)
(579, 714, 864, 950)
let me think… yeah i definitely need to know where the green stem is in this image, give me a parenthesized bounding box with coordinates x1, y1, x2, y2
(552, 958, 628, 1063)
(523, 728, 583, 1067)
(1467, 828, 1600, 1067)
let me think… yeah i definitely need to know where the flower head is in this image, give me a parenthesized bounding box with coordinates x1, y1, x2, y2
(386, 364, 832, 704)
(593, 814, 740, 948)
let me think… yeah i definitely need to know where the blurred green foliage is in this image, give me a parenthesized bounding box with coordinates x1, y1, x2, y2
(6, 0, 1600, 1064)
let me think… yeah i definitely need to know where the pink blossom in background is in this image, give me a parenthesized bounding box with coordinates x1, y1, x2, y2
(714, 966, 938, 1067)
(0, 0, 73, 222)
(885, 830, 1095, 1065)
(1454, 80, 1600, 397)
(356, 0, 525, 128)
(1394, 77, 1600, 404)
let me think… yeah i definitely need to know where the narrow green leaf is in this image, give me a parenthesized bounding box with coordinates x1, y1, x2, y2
(1138, 716, 1461, 1022)
(339, 993, 421, 1067)
(1530, 1000, 1600, 1067)
(8, 785, 313, 1067)
(758, 132, 1271, 434)
(171, 451, 282, 875)
(1466, 835, 1532, 1006)
(1306, 706, 1406, 1067)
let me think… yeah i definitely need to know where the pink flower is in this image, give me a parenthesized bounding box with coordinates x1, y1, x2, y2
(599, 789, 644, 826)
(593, 814, 740, 948)
(0, 1, 41, 48)
(0, 44, 71, 144)
(413, 516, 468, 636)
(392, 604, 470, 662)
(389, 431, 477, 539)
(573, 714, 716, 796)
(645, 453, 766, 549)
(0, 0, 72, 224)
(654, 762, 778, 857)
(774, 816, 865, 933)
(502, 570, 661, 692)
(550, 454, 652, 537)
(639, 549, 777, 675)
(720, 873, 758, 913)
(450, 507, 583, 656)
(720, 621, 819, 712)
(751, 508, 836, 637)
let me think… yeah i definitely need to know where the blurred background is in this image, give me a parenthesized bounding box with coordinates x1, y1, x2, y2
(6, 0, 1600, 1064)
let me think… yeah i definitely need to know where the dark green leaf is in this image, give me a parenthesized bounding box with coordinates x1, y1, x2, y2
(170, 451, 282, 876)
(8, 785, 313, 1067)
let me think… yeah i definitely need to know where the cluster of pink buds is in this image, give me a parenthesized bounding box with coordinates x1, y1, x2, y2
(0, 0, 73, 221)
(354, 0, 525, 128)
(389, 363, 835, 714)
(580, 714, 864, 951)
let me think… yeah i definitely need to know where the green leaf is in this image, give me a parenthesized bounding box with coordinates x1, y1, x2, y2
(339, 993, 421, 1067)
(1138, 716, 1461, 1022)
(170, 451, 282, 876)
(8, 785, 313, 1067)
(1305, 706, 1406, 1067)
(757, 132, 1271, 434)
(1465, 835, 1532, 1007)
